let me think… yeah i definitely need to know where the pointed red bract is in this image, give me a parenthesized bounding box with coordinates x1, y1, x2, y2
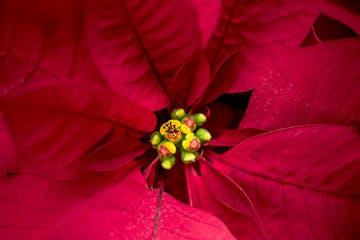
(185, 165, 265, 239)
(169, 55, 210, 108)
(239, 38, 360, 130)
(191, 0, 221, 47)
(0, 0, 106, 86)
(197, 53, 239, 105)
(86, 0, 202, 110)
(199, 157, 269, 238)
(206, 0, 320, 72)
(0, 81, 156, 179)
(81, 135, 147, 172)
(54, 170, 236, 240)
(219, 125, 360, 239)
(200, 157, 254, 216)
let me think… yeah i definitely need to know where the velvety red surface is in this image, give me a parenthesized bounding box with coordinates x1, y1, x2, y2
(0, 0, 359, 239)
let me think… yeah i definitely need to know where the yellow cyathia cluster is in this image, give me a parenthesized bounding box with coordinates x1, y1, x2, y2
(150, 108, 212, 169)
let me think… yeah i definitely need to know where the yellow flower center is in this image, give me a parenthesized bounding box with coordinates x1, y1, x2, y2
(150, 108, 212, 169)
(160, 119, 182, 143)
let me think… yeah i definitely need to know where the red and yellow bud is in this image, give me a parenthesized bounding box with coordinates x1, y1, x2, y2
(182, 133, 201, 152)
(157, 141, 176, 157)
(182, 116, 197, 132)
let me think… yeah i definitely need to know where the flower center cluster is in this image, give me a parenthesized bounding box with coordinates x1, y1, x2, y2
(150, 108, 212, 169)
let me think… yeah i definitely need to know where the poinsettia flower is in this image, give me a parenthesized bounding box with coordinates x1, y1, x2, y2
(0, 0, 251, 239)
(0, 0, 360, 240)
(0, 0, 261, 237)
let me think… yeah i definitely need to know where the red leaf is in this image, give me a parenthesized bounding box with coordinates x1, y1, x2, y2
(0, 0, 107, 86)
(185, 165, 265, 239)
(197, 53, 239, 105)
(191, 0, 221, 47)
(86, 0, 202, 110)
(169, 55, 210, 108)
(220, 125, 360, 239)
(81, 136, 147, 172)
(209, 128, 267, 147)
(199, 157, 270, 238)
(54, 170, 236, 240)
(0, 172, 112, 240)
(0, 81, 156, 179)
(239, 38, 360, 130)
(206, 0, 320, 72)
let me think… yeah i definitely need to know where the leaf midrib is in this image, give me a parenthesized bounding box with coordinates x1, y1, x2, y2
(120, 1, 172, 104)
(211, 151, 358, 199)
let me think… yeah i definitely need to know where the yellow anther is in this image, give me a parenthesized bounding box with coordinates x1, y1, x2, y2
(182, 139, 190, 149)
(160, 120, 182, 135)
(180, 124, 192, 134)
(164, 141, 176, 154)
(185, 133, 195, 141)
(182, 133, 201, 151)
(160, 120, 182, 143)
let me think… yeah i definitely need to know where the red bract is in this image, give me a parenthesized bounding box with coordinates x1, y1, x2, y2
(239, 37, 360, 130)
(0, 172, 114, 240)
(0, 0, 359, 239)
(0, 81, 156, 178)
(53, 169, 236, 240)
(216, 125, 360, 239)
(86, 0, 203, 110)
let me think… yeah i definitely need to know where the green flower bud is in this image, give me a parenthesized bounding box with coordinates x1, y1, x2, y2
(150, 131, 162, 146)
(195, 128, 212, 142)
(157, 141, 176, 157)
(161, 156, 176, 169)
(181, 150, 197, 164)
(193, 113, 207, 126)
(171, 108, 186, 120)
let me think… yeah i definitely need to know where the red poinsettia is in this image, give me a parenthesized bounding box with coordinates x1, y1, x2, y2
(0, 0, 359, 239)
